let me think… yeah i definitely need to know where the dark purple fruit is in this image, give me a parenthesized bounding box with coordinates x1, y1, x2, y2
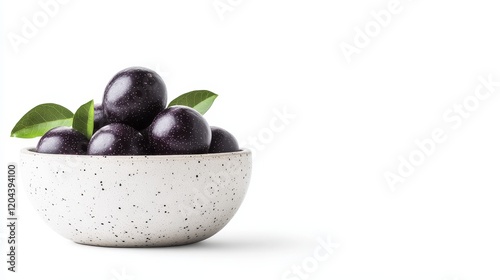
(148, 106, 211, 155)
(93, 103, 109, 133)
(209, 126, 239, 153)
(140, 127, 152, 155)
(88, 123, 147, 155)
(37, 127, 88, 155)
(103, 67, 167, 130)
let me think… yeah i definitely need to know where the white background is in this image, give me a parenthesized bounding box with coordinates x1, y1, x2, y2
(1, 0, 500, 279)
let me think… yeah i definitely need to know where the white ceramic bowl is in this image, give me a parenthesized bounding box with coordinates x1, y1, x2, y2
(20, 148, 252, 247)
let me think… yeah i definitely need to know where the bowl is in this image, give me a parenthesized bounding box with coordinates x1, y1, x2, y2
(20, 148, 252, 247)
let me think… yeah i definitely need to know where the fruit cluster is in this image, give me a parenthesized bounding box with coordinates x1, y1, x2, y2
(35, 67, 239, 155)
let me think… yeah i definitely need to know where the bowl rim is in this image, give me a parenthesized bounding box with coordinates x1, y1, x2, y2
(21, 147, 252, 160)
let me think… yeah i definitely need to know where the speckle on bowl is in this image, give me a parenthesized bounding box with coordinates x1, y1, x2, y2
(20, 148, 252, 247)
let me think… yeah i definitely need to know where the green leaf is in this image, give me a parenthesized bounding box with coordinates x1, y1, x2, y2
(72, 100, 94, 139)
(10, 103, 74, 138)
(168, 90, 218, 115)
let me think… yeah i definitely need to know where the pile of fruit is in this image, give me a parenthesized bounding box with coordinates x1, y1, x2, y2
(11, 67, 239, 156)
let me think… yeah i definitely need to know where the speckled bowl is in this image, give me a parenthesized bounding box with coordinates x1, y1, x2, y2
(20, 148, 252, 247)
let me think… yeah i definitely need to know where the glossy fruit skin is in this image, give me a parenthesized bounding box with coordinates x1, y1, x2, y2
(93, 103, 109, 133)
(103, 67, 167, 130)
(139, 127, 153, 155)
(88, 123, 147, 155)
(148, 106, 211, 155)
(208, 126, 239, 153)
(37, 127, 89, 155)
